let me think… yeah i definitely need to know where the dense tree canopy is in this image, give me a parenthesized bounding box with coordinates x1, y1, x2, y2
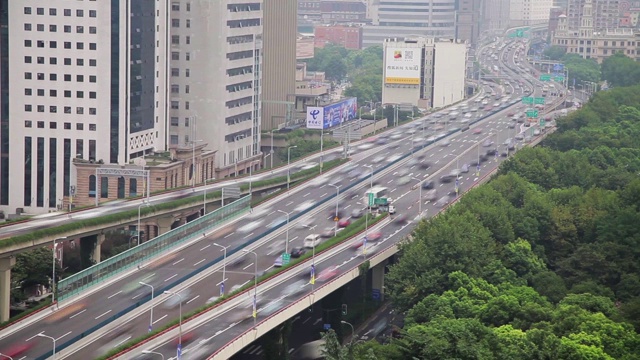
(600, 52, 640, 88)
(561, 53, 601, 86)
(345, 85, 640, 359)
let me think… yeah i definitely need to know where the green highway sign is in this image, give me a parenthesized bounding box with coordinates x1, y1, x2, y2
(282, 253, 291, 265)
(521, 97, 534, 104)
(554, 76, 565, 82)
(540, 119, 546, 127)
(525, 109, 539, 118)
(534, 97, 545, 105)
(539, 74, 551, 81)
(368, 193, 374, 206)
(516, 29, 524, 37)
(374, 198, 388, 205)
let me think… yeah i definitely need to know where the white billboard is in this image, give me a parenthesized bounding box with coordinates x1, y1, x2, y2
(305, 106, 324, 129)
(384, 48, 421, 85)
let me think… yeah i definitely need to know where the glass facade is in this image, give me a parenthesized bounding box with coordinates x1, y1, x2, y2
(36, 137, 44, 207)
(49, 138, 57, 208)
(110, 0, 120, 163)
(24, 137, 32, 206)
(0, 0, 9, 205)
(64, 139, 71, 197)
(129, 0, 156, 135)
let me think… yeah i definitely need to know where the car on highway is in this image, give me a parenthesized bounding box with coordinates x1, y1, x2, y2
(439, 174, 457, 183)
(238, 220, 263, 233)
(273, 256, 283, 267)
(1, 343, 34, 358)
(436, 195, 452, 207)
(295, 200, 315, 212)
(351, 208, 363, 218)
(486, 148, 498, 156)
(425, 189, 438, 201)
(482, 139, 494, 147)
(304, 234, 321, 248)
(397, 176, 411, 186)
(316, 266, 339, 282)
(206, 296, 220, 305)
(472, 128, 482, 134)
(282, 280, 307, 297)
(508, 123, 516, 129)
(268, 216, 287, 229)
(440, 139, 451, 147)
(320, 227, 334, 238)
(461, 164, 470, 173)
(515, 133, 524, 140)
(290, 247, 306, 258)
(421, 180, 435, 190)
(163, 289, 191, 309)
(394, 214, 409, 224)
(338, 218, 351, 227)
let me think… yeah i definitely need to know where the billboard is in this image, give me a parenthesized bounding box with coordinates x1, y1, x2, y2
(384, 48, 421, 85)
(306, 98, 358, 130)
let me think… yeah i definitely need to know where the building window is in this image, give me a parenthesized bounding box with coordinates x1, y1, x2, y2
(49, 8, 56, 16)
(37, 40, 45, 48)
(171, 84, 179, 94)
(25, 72, 32, 80)
(50, 40, 57, 48)
(37, 57, 44, 64)
(50, 106, 57, 113)
(170, 117, 179, 126)
(89, 92, 96, 99)
(49, 57, 57, 65)
(89, 43, 96, 50)
(37, 89, 44, 96)
(170, 135, 179, 144)
(77, 58, 84, 66)
(89, 26, 97, 34)
(90, 75, 97, 83)
(49, 122, 57, 129)
(77, 91, 84, 98)
(100, 177, 109, 198)
(25, 120, 33, 128)
(64, 25, 71, 33)
(64, 58, 71, 65)
(89, 10, 97, 18)
(186, 19, 191, 28)
(172, 19, 180, 27)
(171, 68, 179, 76)
(24, 137, 32, 206)
(37, 8, 44, 15)
(64, 123, 71, 129)
(77, 123, 84, 130)
(171, 101, 179, 109)
(171, 36, 180, 45)
(64, 42, 71, 49)
(185, 69, 190, 77)
(77, 75, 84, 82)
(89, 59, 96, 66)
(25, 88, 32, 96)
(64, 106, 71, 114)
(172, 2, 180, 11)
(37, 121, 44, 128)
(76, 42, 84, 50)
(49, 73, 57, 81)
(171, 52, 179, 60)
(24, 23, 32, 31)
(89, 124, 96, 131)
(25, 40, 32, 47)
(50, 90, 57, 97)
(64, 90, 71, 98)
(77, 9, 84, 17)
(89, 175, 96, 197)
(37, 24, 44, 31)
(89, 108, 97, 115)
(186, 36, 191, 45)
(130, 179, 137, 197)
(77, 26, 84, 33)
(25, 56, 32, 63)
(185, 117, 190, 126)
(77, 107, 84, 114)
(25, 104, 32, 112)
(25, 7, 32, 14)
(37, 105, 44, 112)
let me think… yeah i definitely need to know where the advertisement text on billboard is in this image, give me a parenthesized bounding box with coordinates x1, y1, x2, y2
(305, 98, 358, 129)
(385, 48, 421, 85)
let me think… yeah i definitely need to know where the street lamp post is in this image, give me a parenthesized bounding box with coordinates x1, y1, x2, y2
(36, 333, 56, 359)
(328, 184, 341, 237)
(341, 320, 355, 343)
(411, 177, 423, 215)
(363, 164, 373, 234)
(136, 201, 149, 248)
(287, 145, 298, 190)
(141, 350, 165, 359)
(278, 210, 292, 254)
(270, 130, 275, 169)
(191, 139, 203, 189)
(52, 236, 66, 304)
(203, 177, 215, 215)
(139, 282, 154, 332)
(264, 152, 272, 172)
(243, 249, 258, 327)
(213, 243, 228, 296)
(163, 291, 184, 355)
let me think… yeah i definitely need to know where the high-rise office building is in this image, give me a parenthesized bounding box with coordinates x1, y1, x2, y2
(0, 0, 169, 214)
(167, 1, 263, 178)
(566, 0, 620, 30)
(482, 0, 511, 31)
(262, 0, 297, 131)
(456, 0, 482, 44)
(509, 0, 554, 25)
(363, 0, 457, 48)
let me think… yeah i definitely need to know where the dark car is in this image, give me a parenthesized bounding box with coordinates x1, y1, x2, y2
(439, 174, 457, 183)
(290, 247, 307, 258)
(486, 148, 498, 156)
(328, 209, 343, 218)
(419, 162, 431, 170)
(394, 214, 409, 224)
(422, 180, 435, 190)
(479, 154, 489, 162)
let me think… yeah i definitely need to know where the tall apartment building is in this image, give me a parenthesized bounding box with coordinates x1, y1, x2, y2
(566, 0, 620, 30)
(0, 0, 169, 214)
(381, 37, 467, 109)
(510, 0, 554, 25)
(456, 0, 482, 44)
(363, 0, 457, 48)
(262, 1, 297, 131)
(482, 0, 511, 31)
(167, 1, 263, 177)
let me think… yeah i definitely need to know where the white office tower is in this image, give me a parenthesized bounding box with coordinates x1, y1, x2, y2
(509, 0, 554, 25)
(168, 1, 262, 177)
(0, 1, 169, 214)
(382, 37, 467, 109)
(363, 0, 457, 48)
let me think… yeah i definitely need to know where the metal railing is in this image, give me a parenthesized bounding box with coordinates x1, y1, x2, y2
(56, 196, 250, 301)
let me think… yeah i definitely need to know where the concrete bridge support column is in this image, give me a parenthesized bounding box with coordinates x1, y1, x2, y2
(0, 256, 16, 322)
(92, 234, 106, 264)
(156, 216, 175, 236)
(371, 260, 387, 302)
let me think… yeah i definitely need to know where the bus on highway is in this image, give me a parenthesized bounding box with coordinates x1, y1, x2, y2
(365, 186, 388, 209)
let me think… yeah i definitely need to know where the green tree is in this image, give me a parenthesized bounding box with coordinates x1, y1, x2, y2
(321, 329, 349, 360)
(561, 53, 601, 86)
(12, 247, 61, 298)
(600, 52, 640, 87)
(544, 45, 567, 60)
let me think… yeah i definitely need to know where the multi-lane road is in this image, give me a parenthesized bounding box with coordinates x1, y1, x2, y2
(0, 34, 566, 360)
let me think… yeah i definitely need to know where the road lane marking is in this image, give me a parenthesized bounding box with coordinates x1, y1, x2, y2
(107, 291, 121, 300)
(142, 273, 156, 281)
(172, 258, 184, 266)
(289, 236, 298, 243)
(57, 331, 72, 340)
(239, 280, 250, 288)
(200, 244, 211, 251)
(152, 314, 167, 325)
(95, 310, 112, 320)
(320, 192, 327, 197)
(114, 336, 131, 347)
(243, 263, 254, 271)
(302, 317, 312, 324)
(164, 274, 178, 282)
(194, 259, 206, 266)
(285, 201, 293, 206)
(223, 231, 235, 238)
(303, 192, 311, 197)
(344, 204, 351, 209)
(186, 295, 200, 304)
(69, 309, 86, 319)
(216, 277, 228, 286)
(243, 232, 254, 239)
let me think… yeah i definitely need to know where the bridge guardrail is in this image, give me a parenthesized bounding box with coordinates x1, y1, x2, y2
(57, 196, 250, 301)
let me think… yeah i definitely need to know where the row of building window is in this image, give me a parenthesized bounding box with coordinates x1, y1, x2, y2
(25, 56, 97, 66)
(170, 68, 191, 77)
(24, 7, 97, 17)
(25, 121, 97, 131)
(25, 39, 98, 50)
(171, 52, 191, 61)
(170, 117, 190, 126)
(25, 73, 97, 83)
(171, 35, 192, 45)
(24, 105, 97, 115)
(171, 2, 192, 12)
(171, 19, 191, 28)
(25, 89, 97, 99)
(170, 85, 190, 94)
(24, 24, 97, 34)
(170, 101, 190, 110)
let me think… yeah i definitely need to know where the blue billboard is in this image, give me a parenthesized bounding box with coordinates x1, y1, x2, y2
(306, 98, 358, 130)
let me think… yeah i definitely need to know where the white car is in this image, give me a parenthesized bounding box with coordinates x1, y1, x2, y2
(295, 200, 315, 212)
(238, 220, 263, 233)
(304, 234, 321, 248)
